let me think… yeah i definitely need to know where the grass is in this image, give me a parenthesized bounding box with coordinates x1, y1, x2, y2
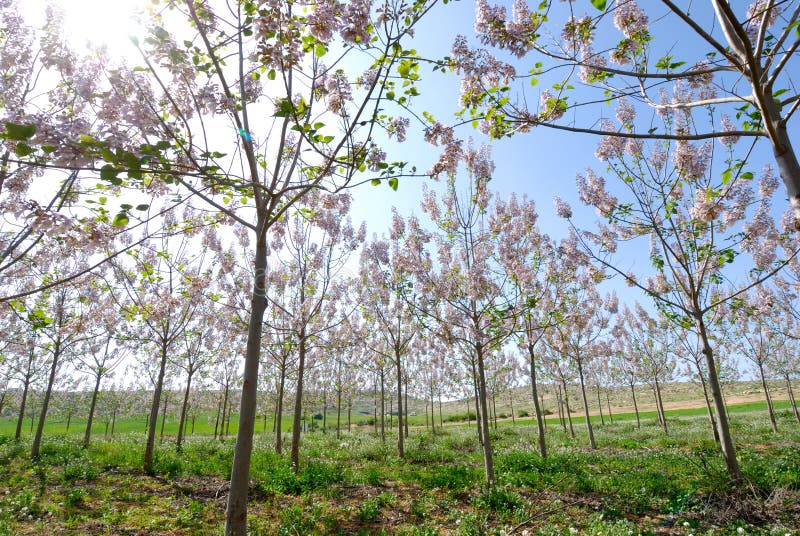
(0, 401, 799, 535)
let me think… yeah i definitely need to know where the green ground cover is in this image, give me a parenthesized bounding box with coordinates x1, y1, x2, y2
(0, 402, 798, 535)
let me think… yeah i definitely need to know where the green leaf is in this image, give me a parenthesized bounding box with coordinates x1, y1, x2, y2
(371, 179, 381, 186)
(100, 164, 118, 181)
(740, 171, 754, 180)
(398, 62, 410, 78)
(590, 0, 606, 10)
(4, 122, 36, 141)
(388, 177, 399, 191)
(267, 69, 276, 80)
(14, 143, 33, 157)
(112, 212, 130, 227)
(135, 204, 149, 211)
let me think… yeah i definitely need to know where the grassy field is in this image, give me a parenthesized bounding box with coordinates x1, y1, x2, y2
(0, 398, 799, 535)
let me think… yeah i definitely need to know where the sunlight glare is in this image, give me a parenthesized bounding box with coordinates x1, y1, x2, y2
(31, 0, 147, 60)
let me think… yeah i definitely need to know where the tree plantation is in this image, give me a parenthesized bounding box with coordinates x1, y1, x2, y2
(1, 0, 800, 534)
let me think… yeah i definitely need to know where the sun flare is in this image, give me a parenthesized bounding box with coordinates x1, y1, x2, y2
(27, 0, 147, 59)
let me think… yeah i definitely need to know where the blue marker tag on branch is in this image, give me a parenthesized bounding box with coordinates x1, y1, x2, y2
(238, 128, 252, 142)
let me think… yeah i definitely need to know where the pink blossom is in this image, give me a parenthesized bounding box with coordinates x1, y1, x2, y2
(718, 115, 740, 148)
(356, 68, 378, 88)
(389, 117, 409, 142)
(577, 169, 617, 217)
(307, 0, 341, 43)
(613, 0, 648, 39)
(451, 35, 515, 108)
(561, 16, 593, 55)
(650, 147, 667, 170)
(615, 97, 635, 125)
(474, 0, 539, 57)
(428, 138, 463, 178)
(340, 0, 371, 44)
(389, 208, 405, 240)
(554, 197, 572, 218)
(673, 141, 710, 180)
(324, 71, 352, 114)
(578, 46, 609, 84)
(464, 143, 494, 181)
(539, 89, 565, 121)
(688, 188, 722, 222)
(746, 0, 780, 41)
(595, 120, 625, 162)
(758, 165, 778, 198)
(367, 147, 386, 171)
(645, 273, 670, 294)
(610, 38, 637, 65)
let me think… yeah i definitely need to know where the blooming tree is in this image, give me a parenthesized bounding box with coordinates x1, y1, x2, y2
(406, 147, 516, 486)
(731, 286, 791, 432)
(454, 0, 800, 222)
(358, 217, 424, 456)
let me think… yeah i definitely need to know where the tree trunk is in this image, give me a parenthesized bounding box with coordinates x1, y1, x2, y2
(83, 371, 102, 449)
(336, 385, 342, 440)
(15, 376, 31, 440)
(380, 368, 385, 442)
(786, 374, 800, 425)
(225, 394, 233, 436)
(347, 398, 352, 432)
(290, 330, 307, 471)
(323, 388, 328, 434)
(696, 368, 720, 443)
(528, 344, 547, 458)
(653, 376, 668, 434)
(220, 382, 230, 439)
(160, 389, 169, 444)
(404, 374, 409, 438)
(111, 408, 117, 437)
(695, 314, 741, 484)
(471, 359, 483, 444)
(595, 384, 605, 426)
(556, 384, 566, 433)
(373, 380, 378, 435)
(224, 233, 269, 536)
(177, 370, 194, 450)
(509, 391, 515, 425)
(561, 379, 575, 438)
(144, 338, 169, 473)
(540, 392, 546, 430)
(395, 349, 404, 458)
(213, 395, 222, 440)
(32, 341, 61, 460)
(275, 369, 285, 453)
(438, 395, 443, 428)
(475, 344, 496, 486)
(491, 393, 498, 430)
(576, 360, 596, 449)
(430, 387, 435, 431)
(629, 380, 641, 429)
(605, 391, 613, 424)
(757, 361, 778, 433)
